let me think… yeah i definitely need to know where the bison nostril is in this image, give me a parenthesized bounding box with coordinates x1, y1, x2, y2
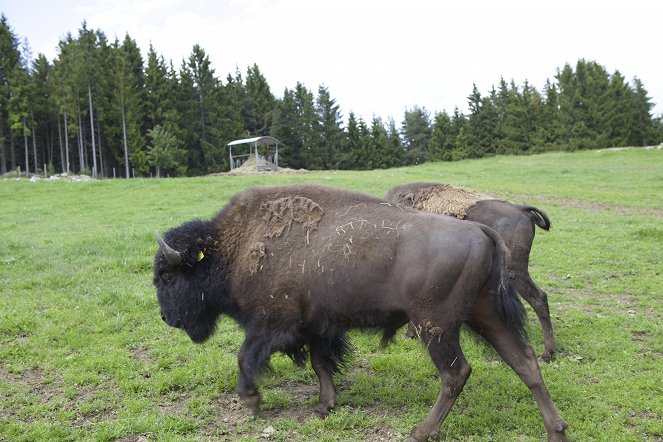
(161, 315, 166, 322)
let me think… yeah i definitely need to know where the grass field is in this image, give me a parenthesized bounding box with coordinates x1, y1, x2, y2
(1, 148, 661, 441)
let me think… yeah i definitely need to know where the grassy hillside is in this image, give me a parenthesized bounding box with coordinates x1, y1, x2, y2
(1, 148, 661, 441)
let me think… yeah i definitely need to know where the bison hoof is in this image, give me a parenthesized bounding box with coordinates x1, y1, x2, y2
(540, 350, 556, 363)
(238, 392, 261, 415)
(313, 402, 334, 418)
(408, 426, 439, 442)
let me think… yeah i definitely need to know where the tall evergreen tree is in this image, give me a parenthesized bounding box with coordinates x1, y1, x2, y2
(0, 15, 23, 174)
(630, 77, 655, 146)
(243, 64, 275, 136)
(178, 44, 236, 173)
(315, 85, 344, 169)
(271, 87, 300, 168)
(401, 106, 431, 164)
(112, 34, 146, 176)
(602, 70, 633, 148)
(428, 110, 453, 161)
(30, 53, 52, 170)
(385, 118, 405, 168)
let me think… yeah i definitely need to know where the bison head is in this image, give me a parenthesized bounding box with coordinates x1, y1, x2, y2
(153, 220, 223, 343)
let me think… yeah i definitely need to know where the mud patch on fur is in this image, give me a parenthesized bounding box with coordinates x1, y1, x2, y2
(248, 242, 266, 274)
(396, 185, 494, 219)
(260, 196, 324, 242)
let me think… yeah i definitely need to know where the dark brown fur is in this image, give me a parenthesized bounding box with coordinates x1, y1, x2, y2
(386, 182, 558, 361)
(153, 184, 567, 441)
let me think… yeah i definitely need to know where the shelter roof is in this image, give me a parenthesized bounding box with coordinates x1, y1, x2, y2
(227, 136, 281, 147)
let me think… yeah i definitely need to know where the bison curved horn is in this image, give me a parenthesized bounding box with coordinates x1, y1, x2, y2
(155, 231, 182, 266)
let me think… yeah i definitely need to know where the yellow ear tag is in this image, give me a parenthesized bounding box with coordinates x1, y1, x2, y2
(196, 250, 205, 261)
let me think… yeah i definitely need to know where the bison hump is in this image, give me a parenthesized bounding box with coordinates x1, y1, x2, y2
(401, 185, 494, 219)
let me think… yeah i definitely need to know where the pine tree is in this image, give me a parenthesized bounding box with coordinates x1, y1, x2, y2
(602, 70, 633, 148)
(385, 118, 404, 167)
(6, 36, 32, 175)
(401, 106, 431, 164)
(271, 87, 300, 168)
(428, 111, 453, 161)
(30, 53, 52, 171)
(349, 116, 374, 170)
(0, 14, 22, 174)
(293, 82, 318, 169)
(315, 85, 344, 169)
(369, 117, 390, 168)
(534, 80, 563, 150)
(112, 34, 146, 176)
(147, 125, 186, 177)
(630, 77, 655, 146)
(243, 64, 275, 136)
(345, 112, 361, 169)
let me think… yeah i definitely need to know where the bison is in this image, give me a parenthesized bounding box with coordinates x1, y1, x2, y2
(385, 182, 557, 361)
(153, 184, 567, 441)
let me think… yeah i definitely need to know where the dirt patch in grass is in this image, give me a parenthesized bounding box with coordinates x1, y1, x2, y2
(200, 379, 406, 441)
(513, 194, 663, 218)
(129, 347, 152, 365)
(0, 365, 63, 422)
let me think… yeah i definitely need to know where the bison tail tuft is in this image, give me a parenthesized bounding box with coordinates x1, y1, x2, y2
(479, 224, 528, 343)
(523, 206, 551, 231)
(497, 269, 528, 344)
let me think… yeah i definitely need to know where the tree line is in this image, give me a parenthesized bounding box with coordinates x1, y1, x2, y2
(1, 15, 661, 178)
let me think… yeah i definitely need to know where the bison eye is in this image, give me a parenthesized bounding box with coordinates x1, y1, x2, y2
(161, 272, 174, 284)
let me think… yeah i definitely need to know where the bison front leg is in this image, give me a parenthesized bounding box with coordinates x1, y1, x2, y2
(407, 326, 471, 442)
(310, 351, 336, 417)
(309, 335, 350, 417)
(237, 334, 272, 415)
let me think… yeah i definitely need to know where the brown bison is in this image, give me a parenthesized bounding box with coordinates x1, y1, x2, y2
(385, 182, 557, 361)
(153, 184, 567, 441)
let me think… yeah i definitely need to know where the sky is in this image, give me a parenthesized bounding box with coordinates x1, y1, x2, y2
(3, 0, 662, 123)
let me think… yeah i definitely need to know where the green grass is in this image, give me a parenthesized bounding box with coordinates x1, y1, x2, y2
(1, 148, 662, 441)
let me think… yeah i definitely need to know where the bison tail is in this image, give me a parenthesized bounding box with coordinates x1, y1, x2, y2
(479, 225, 528, 344)
(522, 206, 551, 231)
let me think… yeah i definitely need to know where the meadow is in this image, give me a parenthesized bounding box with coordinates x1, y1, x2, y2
(1, 148, 661, 441)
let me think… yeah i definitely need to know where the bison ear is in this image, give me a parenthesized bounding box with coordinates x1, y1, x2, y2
(184, 236, 214, 266)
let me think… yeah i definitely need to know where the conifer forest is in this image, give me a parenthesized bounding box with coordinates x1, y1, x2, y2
(1, 15, 662, 178)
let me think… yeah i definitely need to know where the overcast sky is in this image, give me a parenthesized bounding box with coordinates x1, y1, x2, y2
(3, 0, 662, 123)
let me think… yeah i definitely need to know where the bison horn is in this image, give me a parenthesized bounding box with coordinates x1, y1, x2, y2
(156, 231, 182, 266)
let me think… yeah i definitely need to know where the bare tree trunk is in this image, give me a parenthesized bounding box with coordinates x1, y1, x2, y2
(64, 111, 70, 174)
(0, 117, 6, 175)
(121, 94, 130, 179)
(57, 113, 64, 174)
(97, 117, 104, 178)
(78, 111, 85, 172)
(88, 83, 97, 179)
(32, 126, 38, 175)
(10, 132, 16, 171)
(23, 118, 29, 176)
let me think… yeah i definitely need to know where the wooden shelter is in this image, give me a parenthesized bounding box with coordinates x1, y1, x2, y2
(227, 136, 281, 171)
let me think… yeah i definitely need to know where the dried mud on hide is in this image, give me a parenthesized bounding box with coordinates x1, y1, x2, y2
(397, 184, 494, 219)
(248, 241, 266, 274)
(260, 196, 324, 242)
